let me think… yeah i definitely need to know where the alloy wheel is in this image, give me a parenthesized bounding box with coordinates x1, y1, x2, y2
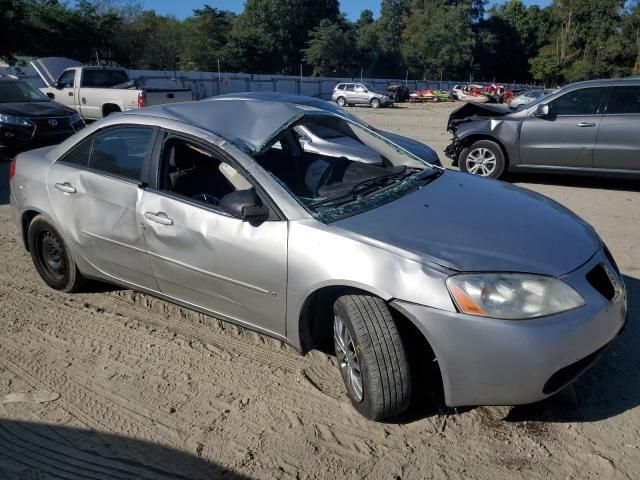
(465, 147, 497, 176)
(334, 314, 364, 402)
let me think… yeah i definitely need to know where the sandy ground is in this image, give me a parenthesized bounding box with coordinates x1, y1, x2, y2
(0, 103, 638, 479)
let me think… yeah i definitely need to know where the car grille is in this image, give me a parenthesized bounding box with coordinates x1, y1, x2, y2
(30, 116, 73, 132)
(586, 264, 616, 301)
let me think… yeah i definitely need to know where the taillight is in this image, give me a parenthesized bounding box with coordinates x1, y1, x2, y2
(9, 157, 16, 179)
(138, 91, 146, 109)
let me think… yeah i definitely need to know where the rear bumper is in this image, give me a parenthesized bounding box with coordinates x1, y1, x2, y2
(393, 249, 627, 407)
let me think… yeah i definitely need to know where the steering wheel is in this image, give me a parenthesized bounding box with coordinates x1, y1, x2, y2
(192, 193, 220, 205)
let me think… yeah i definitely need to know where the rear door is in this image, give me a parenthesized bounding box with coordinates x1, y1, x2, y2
(344, 84, 357, 104)
(519, 87, 604, 168)
(139, 133, 288, 336)
(47, 125, 159, 290)
(593, 85, 640, 171)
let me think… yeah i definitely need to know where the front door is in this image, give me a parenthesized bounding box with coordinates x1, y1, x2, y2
(46, 126, 158, 290)
(140, 135, 288, 336)
(519, 87, 604, 168)
(51, 69, 78, 111)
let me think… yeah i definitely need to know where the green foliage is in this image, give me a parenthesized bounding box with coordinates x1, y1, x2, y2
(402, 2, 474, 80)
(1, 0, 640, 84)
(303, 19, 357, 76)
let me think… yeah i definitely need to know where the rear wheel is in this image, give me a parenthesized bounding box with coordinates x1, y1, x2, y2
(333, 295, 411, 420)
(28, 215, 84, 292)
(459, 139, 506, 179)
(370, 98, 381, 109)
(336, 96, 346, 107)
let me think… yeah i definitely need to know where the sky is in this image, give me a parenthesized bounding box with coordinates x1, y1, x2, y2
(142, 0, 553, 21)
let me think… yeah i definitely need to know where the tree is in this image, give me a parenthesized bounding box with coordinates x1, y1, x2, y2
(226, 0, 340, 74)
(180, 6, 235, 71)
(303, 19, 357, 76)
(402, 2, 474, 80)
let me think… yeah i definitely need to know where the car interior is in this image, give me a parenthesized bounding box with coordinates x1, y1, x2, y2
(253, 116, 426, 206)
(160, 137, 259, 217)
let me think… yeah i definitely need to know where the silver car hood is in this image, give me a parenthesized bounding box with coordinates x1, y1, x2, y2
(334, 171, 599, 276)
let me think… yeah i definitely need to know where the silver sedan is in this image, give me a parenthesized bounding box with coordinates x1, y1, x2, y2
(10, 94, 627, 420)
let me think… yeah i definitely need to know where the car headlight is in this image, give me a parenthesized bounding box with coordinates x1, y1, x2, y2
(70, 112, 82, 124)
(446, 273, 585, 320)
(0, 114, 33, 127)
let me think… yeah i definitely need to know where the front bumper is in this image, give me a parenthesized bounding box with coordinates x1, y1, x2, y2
(0, 119, 83, 157)
(444, 136, 462, 165)
(393, 249, 627, 407)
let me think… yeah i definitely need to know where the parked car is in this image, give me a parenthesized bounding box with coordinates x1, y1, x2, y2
(11, 93, 626, 421)
(508, 89, 551, 109)
(0, 75, 84, 158)
(446, 79, 640, 179)
(451, 84, 489, 103)
(32, 57, 193, 121)
(332, 83, 393, 108)
(385, 84, 411, 102)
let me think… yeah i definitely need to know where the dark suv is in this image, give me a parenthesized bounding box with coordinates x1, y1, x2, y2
(446, 79, 640, 179)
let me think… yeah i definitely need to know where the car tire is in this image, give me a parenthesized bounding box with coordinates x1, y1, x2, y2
(28, 215, 84, 292)
(370, 98, 381, 109)
(336, 97, 347, 107)
(333, 294, 411, 420)
(459, 139, 506, 179)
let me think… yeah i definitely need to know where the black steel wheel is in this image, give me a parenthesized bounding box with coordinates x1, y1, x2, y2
(28, 215, 84, 292)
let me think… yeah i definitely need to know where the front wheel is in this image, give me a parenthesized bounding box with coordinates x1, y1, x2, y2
(336, 97, 346, 107)
(28, 215, 84, 292)
(459, 139, 506, 179)
(370, 98, 381, 109)
(333, 295, 411, 420)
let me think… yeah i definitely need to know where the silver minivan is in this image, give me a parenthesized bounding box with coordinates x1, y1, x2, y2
(332, 83, 393, 108)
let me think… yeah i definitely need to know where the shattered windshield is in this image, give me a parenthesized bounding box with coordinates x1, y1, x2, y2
(253, 114, 441, 223)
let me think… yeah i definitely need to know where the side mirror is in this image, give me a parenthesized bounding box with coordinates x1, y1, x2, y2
(54, 82, 64, 90)
(241, 204, 270, 223)
(218, 189, 269, 223)
(534, 104, 549, 117)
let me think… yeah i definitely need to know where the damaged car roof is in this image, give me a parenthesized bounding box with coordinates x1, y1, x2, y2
(125, 98, 328, 154)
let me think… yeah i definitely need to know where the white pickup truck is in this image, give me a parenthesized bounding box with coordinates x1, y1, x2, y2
(32, 57, 193, 121)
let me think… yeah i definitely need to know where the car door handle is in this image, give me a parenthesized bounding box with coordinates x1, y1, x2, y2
(68, 92, 73, 97)
(577, 122, 596, 127)
(54, 182, 76, 194)
(144, 211, 173, 226)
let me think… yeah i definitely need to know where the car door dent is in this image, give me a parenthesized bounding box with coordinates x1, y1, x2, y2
(79, 229, 147, 253)
(146, 250, 277, 297)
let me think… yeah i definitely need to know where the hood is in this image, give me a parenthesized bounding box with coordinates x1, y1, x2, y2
(378, 130, 441, 166)
(334, 171, 599, 276)
(0, 101, 75, 117)
(448, 102, 511, 131)
(31, 57, 83, 87)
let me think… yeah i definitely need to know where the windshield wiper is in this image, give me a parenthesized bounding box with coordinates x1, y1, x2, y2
(310, 170, 409, 208)
(311, 167, 433, 209)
